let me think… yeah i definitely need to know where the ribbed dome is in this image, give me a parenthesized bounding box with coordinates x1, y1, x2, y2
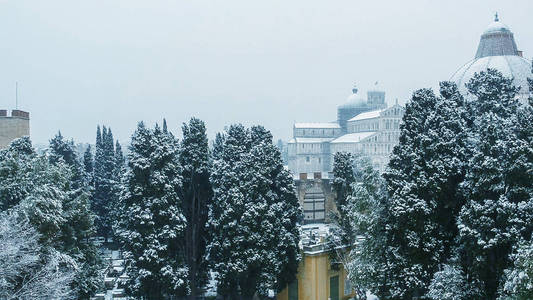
(451, 55, 531, 97)
(452, 14, 531, 99)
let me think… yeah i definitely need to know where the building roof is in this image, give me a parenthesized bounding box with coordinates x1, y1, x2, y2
(294, 122, 340, 129)
(476, 15, 519, 59)
(348, 109, 383, 121)
(452, 15, 531, 97)
(330, 132, 376, 143)
(288, 137, 334, 144)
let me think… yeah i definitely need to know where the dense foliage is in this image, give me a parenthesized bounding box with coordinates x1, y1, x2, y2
(208, 124, 302, 299)
(344, 69, 533, 300)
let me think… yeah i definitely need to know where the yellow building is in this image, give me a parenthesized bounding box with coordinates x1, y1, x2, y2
(277, 224, 354, 300)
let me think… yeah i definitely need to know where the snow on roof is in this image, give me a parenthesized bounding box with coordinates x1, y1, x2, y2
(294, 122, 340, 129)
(289, 137, 334, 144)
(348, 109, 383, 121)
(330, 132, 376, 143)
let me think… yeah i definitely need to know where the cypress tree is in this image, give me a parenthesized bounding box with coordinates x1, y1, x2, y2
(116, 122, 187, 299)
(456, 69, 533, 299)
(380, 82, 469, 299)
(92, 125, 117, 239)
(179, 118, 212, 298)
(332, 152, 357, 243)
(208, 124, 301, 299)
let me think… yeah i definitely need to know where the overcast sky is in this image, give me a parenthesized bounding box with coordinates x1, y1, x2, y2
(1, 0, 532, 144)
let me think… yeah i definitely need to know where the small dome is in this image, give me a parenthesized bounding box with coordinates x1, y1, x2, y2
(483, 15, 510, 34)
(339, 88, 367, 108)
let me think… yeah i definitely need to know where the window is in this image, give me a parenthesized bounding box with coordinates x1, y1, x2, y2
(306, 156, 310, 163)
(318, 157, 321, 164)
(330, 276, 339, 300)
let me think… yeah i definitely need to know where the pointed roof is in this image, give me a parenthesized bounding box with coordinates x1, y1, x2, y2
(475, 14, 519, 58)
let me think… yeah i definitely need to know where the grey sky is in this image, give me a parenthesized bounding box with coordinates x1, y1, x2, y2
(1, 0, 532, 144)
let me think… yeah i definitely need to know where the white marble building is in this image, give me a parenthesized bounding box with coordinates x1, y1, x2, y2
(288, 87, 404, 176)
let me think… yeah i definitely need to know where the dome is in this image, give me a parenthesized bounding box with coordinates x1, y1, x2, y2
(451, 55, 531, 96)
(483, 15, 510, 35)
(339, 88, 367, 108)
(452, 14, 531, 99)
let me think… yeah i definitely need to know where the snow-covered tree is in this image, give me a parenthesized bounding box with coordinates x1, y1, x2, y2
(0, 137, 102, 299)
(116, 122, 188, 298)
(92, 125, 122, 239)
(83, 145, 94, 184)
(0, 211, 75, 300)
(426, 264, 469, 300)
(332, 152, 357, 244)
(457, 69, 533, 299)
(208, 124, 302, 299)
(500, 240, 533, 300)
(342, 154, 393, 299)
(379, 82, 470, 298)
(178, 118, 213, 298)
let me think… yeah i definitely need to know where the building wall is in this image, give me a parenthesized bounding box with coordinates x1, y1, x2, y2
(295, 179, 337, 224)
(0, 110, 30, 149)
(294, 128, 341, 138)
(276, 252, 354, 300)
(288, 142, 331, 175)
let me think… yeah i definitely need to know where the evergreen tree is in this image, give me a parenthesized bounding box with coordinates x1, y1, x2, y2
(92, 125, 118, 239)
(457, 69, 533, 299)
(500, 239, 533, 299)
(332, 152, 357, 243)
(83, 145, 94, 181)
(208, 124, 302, 299)
(178, 118, 213, 298)
(49, 131, 85, 187)
(116, 122, 188, 299)
(0, 137, 102, 299)
(114, 140, 125, 181)
(379, 82, 469, 298)
(211, 132, 225, 161)
(344, 155, 392, 299)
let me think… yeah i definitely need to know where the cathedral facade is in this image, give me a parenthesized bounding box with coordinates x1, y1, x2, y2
(287, 87, 404, 176)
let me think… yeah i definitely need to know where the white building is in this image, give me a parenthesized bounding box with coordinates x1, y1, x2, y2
(331, 104, 404, 172)
(288, 86, 404, 176)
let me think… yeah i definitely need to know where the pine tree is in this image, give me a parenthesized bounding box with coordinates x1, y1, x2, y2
(116, 122, 188, 299)
(178, 118, 213, 298)
(457, 69, 533, 299)
(208, 124, 302, 299)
